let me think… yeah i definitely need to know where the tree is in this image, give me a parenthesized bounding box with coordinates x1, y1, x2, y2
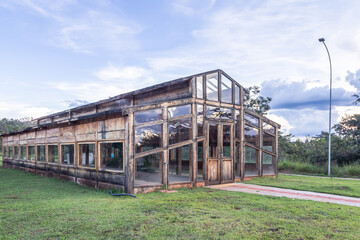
(0, 118, 36, 151)
(244, 86, 272, 115)
(334, 114, 360, 144)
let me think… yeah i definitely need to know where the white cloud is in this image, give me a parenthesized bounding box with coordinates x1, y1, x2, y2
(95, 65, 152, 82)
(0, 101, 53, 119)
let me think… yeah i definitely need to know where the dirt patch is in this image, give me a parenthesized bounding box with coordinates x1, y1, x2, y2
(5, 195, 22, 199)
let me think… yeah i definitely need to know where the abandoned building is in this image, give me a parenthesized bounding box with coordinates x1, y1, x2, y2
(1, 69, 280, 194)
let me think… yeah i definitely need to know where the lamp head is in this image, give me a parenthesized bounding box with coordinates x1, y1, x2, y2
(319, 38, 325, 42)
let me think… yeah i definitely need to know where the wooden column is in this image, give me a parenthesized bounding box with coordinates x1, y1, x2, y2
(125, 113, 134, 194)
(162, 105, 169, 188)
(240, 88, 245, 181)
(275, 125, 279, 177)
(192, 102, 197, 184)
(259, 119, 263, 177)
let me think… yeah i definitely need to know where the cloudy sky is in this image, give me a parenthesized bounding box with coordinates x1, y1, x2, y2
(0, 0, 359, 138)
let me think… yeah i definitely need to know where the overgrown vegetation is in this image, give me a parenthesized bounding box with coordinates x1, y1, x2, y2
(1, 168, 360, 239)
(0, 118, 35, 149)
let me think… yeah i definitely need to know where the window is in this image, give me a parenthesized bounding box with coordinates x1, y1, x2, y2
(37, 145, 46, 162)
(245, 124, 259, 147)
(234, 142, 240, 177)
(100, 142, 123, 170)
(235, 85, 240, 105)
(206, 106, 232, 120)
(28, 146, 35, 161)
(263, 132, 275, 153)
(196, 76, 203, 99)
(134, 109, 162, 125)
(168, 105, 191, 118)
(263, 152, 275, 175)
(197, 104, 204, 137)
(245, 113, 259, 126)
(135, 124, 162, 153)
(221, 74, 232, 103)
(245, 146, 258, 177)
(223, 125, 231, 157)
(235, 110, 240, 139)
(206, 73, 218, 101)
(135, 152, 162, 186)
(61, 144, 75, 165)
(3, 147, 7, 159)
(168, 118, 191, 145)
(48, 145, 59, 163)
(79, 143, 95, 167)
(263, 122, 275, 134)
(197, 141, 204, 180)
(169, 145, 191, 183)
(20, 146, 26, 161)
(8, 147, 13, 159)
(209, 122, 218, 158)
(14, 146, 19, 159)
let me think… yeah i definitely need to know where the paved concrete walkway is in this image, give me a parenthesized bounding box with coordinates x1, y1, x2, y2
(208, 183, 360, 207)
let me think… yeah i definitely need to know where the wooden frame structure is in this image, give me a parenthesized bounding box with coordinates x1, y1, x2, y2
(1, 69, 280, 194)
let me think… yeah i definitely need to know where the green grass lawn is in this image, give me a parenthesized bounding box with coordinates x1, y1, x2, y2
(1, 168, 360, 239)
(246, 174, 360, 198)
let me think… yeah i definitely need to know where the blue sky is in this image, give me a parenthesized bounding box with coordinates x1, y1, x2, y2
(0, 0, 360, 138)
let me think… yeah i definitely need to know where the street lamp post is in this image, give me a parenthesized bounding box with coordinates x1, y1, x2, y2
(318, 37, 332, 176)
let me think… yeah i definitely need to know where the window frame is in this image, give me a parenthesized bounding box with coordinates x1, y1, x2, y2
(27, 145, 36, 162)
(36, 144, 46, 163)
(98, 140, 125, 172)
(60, 143, 76, 166)
(47, 144, 60, 165)
(77, 142, 96, 169)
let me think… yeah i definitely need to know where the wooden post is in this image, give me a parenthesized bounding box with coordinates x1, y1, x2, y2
(259, 119, 263, 177)
(192, 102, 197, 184)
(275, 125, 279, 177)
(240, 88, 245, 181)
(162, 105, 169, 188)
(125, 113, 134, 194)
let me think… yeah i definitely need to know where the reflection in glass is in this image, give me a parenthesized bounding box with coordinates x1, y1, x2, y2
(14, 146, 19, 159)
(206, 73, 218, 101)
(8, 147, 13, 159)
(223, 125, 231, 157)
(135, 153, 162, 186)
(245, 113, 259, 126)
(206, 106, 232, 120)
(169, 145, 191, 183)
(197, 141, 204, 180)
(168, 105, 191, 118)
(263, 132, 275, 153)
(196, 76, 203, 99)
(235, 110, 240, 139)
(235, 142, 240, 177)
(263, 152, 275, 175)
(61, 145, 75, 165)
(37, 145, 46, 162)
(79, 144, 95, 167)
(135, 124, 162, 153)
(221, 74, 232, 103)
(209, 123, 218, 158)
(3, 147, 7, 158)
(28, 146, 35, 161)
(245, 124, 259, 146)
(245, 146, 258, 177)
(168, 118, 191, 145)
(100, 142, 123, 170)
(20, 146, 26, 161)
(197, 104, 203, 137)
(48, 145, 59, 163)
(263, 122, 275, 134)
(134, 109, 162, 125)
(235, 85, 240, 105)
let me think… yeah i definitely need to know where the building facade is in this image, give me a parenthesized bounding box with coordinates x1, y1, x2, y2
(1, 69, 280, 194)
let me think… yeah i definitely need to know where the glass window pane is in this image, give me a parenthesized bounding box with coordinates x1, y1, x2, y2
(263, 132, 275, 153)
(28, 146, 35, 161)
(263, 122, 275, 134)
(100, 142, 123, 170)
(245, 124, 259, 146)
(61, 145, 75, 165)
(223, 125, 231, 157)
(197, 104, 204, 137)
(14, 146, 19, 159)
(263, 152, 275, 175)
(168, 104, 191, 118)
(245, 113, 259, 126)
(221, 74, 232, 103)
(20, 146, 26, 161)
(197, 141, 204, 180)
(206, 73, 218, 101)
(3, 147, 7, 158)
(37, 145, 46, 162)
(235, 142, 240, 177)
(135, 152, 162, 186)
(169, 145, 191, 183)
(135, 124, 162, 153)
(79, 144, 95, 167)
(245, 146, 258, 177)
(48, 145, 59, 163)
(168, 118, 191, 145)
(9, 147, 13, 159)
(235, 85, 240, 105)
(206, 106, 232, 120)
(196, 76, 203, 99)
(235, 110, 240, 139)
(209, 123, 218, 158)
(134, 109, 162, 125)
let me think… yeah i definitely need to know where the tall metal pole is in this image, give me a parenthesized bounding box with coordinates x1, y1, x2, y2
(318, 38, 332, 176)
